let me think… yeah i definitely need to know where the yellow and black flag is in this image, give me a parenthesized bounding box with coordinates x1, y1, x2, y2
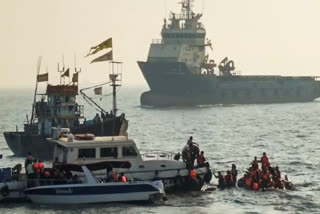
(91, 50, 113, 64)
(86, 38, 112, 57)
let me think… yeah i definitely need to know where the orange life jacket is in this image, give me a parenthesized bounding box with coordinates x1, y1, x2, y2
(245, 177, 252, 189)
(189, 169, 196, 180)
(44, 171, 50, 178)
(252, 182, 259, 190)
(33, 163, 40, 174)
(39, 162, 44, 172)
(121, 176, 127, 182)
(197, 155, 205, 165)
(261, 156, 269, 167)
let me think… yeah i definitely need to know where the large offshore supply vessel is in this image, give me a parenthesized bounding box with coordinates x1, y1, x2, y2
(138, 0, 320, 106)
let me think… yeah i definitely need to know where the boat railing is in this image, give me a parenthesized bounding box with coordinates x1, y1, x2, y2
(151, 39, 164, 44)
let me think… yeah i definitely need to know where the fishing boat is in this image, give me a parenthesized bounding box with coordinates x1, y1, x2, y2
(24, 165, 165, 204)
(3, 57, 128, 160)
(49, 133, 212, 191)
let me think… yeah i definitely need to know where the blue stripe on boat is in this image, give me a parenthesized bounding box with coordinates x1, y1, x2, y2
(25, 184, 158, 195)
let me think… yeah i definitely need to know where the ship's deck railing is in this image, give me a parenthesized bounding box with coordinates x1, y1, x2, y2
(151, 39, 164, 44)
(140, 150, 179, 161)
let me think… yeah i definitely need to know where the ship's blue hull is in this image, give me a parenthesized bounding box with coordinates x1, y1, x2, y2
(138, 61, 320, 106)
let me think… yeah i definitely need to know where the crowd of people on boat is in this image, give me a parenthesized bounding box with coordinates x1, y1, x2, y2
(212, 152, 293, 191)
(92, 110, 114, 124)
(25, 154, 80, 187)
(237, 152, 293, 191)
(24, 154, 129, 187)
(179, 136, 208, 169)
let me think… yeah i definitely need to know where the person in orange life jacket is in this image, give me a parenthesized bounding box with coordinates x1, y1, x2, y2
(189, 169, 197, 180)
(245, 174, 252, 190)
(196, 151, 206, 166)
(33, 159, 41, 175)
(38, 160, 44, 173)
(231, 164, 238, 187)
(260, 152, 269, 170)
(120, 173, 126, 182)
(213, 171, 226, 189)
(107, 168, 118, 182)
(225, 170, 233, 188)
(273, 166, 283, 189)
(251, 156, 258, 170)
(260, 167, 270, 190)
(251, 170, 260, 189)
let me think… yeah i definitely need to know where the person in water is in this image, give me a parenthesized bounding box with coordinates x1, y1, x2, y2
(251, 156, 258, 170)
(260, 152, 269, 170)
(231, 164, 238, 187)
(213, 171, 226, 190)
(225, 170, 234, 188)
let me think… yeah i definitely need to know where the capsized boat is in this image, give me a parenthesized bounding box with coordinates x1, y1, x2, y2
(24, 165, 165, 204)
(49, 134, 212, 191)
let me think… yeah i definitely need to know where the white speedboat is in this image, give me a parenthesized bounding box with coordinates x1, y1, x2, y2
(24, 165, 165, 204)
(49, 135, 212, 191)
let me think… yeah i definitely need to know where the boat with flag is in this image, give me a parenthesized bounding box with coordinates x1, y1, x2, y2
(3, 38, 128, 160)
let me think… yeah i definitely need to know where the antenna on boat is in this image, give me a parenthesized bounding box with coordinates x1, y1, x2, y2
(74, 53, 81, 86)
(30, 56, 42, 124)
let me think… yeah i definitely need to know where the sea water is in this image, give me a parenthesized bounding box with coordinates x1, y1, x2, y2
(0, 86, 319, 214)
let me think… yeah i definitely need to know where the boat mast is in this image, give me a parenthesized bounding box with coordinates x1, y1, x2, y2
(109, 61, 122, 117)
(30, 56, 42, 125)
(181, 0, 193, 19)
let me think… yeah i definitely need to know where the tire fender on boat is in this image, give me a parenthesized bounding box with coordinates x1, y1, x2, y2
(174, 175, 183, 185)
(0, 185, 9, 197)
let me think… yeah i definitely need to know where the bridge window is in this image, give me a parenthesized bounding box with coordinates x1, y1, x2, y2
(100, 147, 118, 158)
(78, 148, 96, 159)
(123, 147, 137, 157)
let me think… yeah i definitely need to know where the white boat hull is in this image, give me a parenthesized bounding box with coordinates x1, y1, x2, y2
(25, 181, 165, 204)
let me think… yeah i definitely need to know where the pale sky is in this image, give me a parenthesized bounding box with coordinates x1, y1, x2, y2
(1, 0, 320, 89)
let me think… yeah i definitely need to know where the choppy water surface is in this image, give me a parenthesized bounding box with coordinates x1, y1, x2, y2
(0, 87, 319, 214)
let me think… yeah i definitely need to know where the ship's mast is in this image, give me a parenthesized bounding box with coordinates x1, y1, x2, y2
(180, 0, 194, 19)
(109, 61, 122, 117)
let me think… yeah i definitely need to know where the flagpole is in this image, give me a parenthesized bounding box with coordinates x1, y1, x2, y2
(30, 56, 42, 125)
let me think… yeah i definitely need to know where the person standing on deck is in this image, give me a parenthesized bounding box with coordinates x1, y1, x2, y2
(187, 136, 193, 146)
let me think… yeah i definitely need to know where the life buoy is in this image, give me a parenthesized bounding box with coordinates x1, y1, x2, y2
(0, 185, 9, 197)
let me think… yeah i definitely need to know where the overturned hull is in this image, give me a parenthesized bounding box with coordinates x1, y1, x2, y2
(4, 116, 127, 160)
(138, 61, 320, 107)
